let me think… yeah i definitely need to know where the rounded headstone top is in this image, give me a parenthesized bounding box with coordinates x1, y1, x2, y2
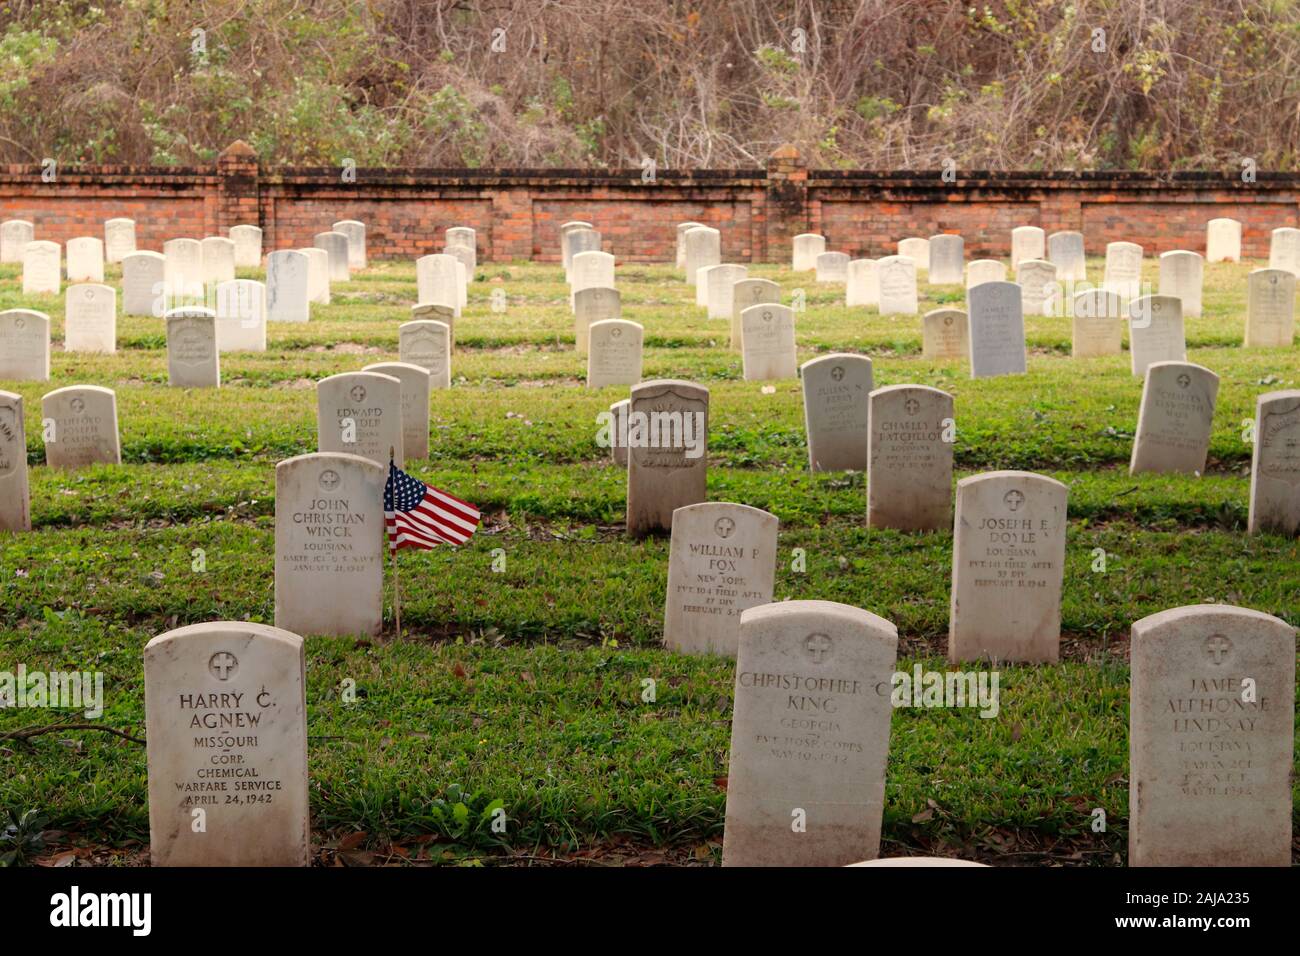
(145, 620, 301, 654)
(740, 599, 898, 641)
(847, 857, 988, 867)
(956, 470, 1069, 493)
(800, 352, 871, 373)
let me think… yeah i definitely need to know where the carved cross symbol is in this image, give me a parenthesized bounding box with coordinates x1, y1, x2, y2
(831, 366, 844, 381)
(350, 385, 367, 403)
(762, 310, 773, 322)
(806, 633, 831, 663)
(320, 469, 340, 491)
(905, 398, 920, 415)
(1004, 489, 1025, 511)
(1177, 373, 1191, 389)
(1205, 634, 1232, 664)
(209, 652, 238, 681)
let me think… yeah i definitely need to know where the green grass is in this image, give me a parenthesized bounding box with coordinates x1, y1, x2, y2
(1, 255, 1297, 865)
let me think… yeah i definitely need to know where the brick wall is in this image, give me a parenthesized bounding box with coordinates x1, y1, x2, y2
(1, 142, 1296, 263)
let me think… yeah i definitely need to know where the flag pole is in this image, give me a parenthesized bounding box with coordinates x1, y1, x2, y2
(389, 446, 402, 641)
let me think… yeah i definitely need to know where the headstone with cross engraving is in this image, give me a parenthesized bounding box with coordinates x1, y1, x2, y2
(967, 281, 1025, 379)
(683, 226, 720, 287)
(1249, 390, 1300, 535)
(1103, 241, 1143, 302)
(570, 250, 615, 309)
(897, 237, 930, 273)
(229, 224, 263, 268)
(363, 362, 431, 460)
(815, 252, 849, 284)
(66, 236, 104, 283)
(64, 284, 116, 354)
(1244, 268, 1296, 348)
(1047, 230, 1085, 281)
(22, 240, 60, 296)
(722, 599, 898, 867)
(845, 259, 878, 309)
(876, 256, 918, 315)
(791, 234, 825, 272)
(316, 371, 404, 468)
(165, 308, 220, 388)
(730, 278, 780, 350)
(1070, 289, 1124, 358)
(1010, 226, 1045, 268)
(1128, 294, 1186, 378)
(0, 390, 30, 532)
(663, 502, 778, 657)
(868, 385, 955, 531)
(122, 251, 166, 317)
(275, 452, 386, 637)
(0, 219, 34, 263)
(42, 385, 121, 469)
(1129, 604, 1294, 866)
(922, 308, 968, 361)
(626, 379, 709, 538)
(564, 227, 601, 281)
(573, 287, 621, 355)
(1205, 217, 1241, 263)
(800, 354, 872, 472)
(965, 259, 1005, 290)
(1158, 250, 1203, 318)
(1130, 362, 1218, 476)
(104, 218, 136, 264)
(948, 471, 1068, 663)
(398, 319, 451, 389)
(0, 309, 50, 381)
(144, 621, 310, 866)
(741, 304, 797, 381)
(587, 319, 643, 388)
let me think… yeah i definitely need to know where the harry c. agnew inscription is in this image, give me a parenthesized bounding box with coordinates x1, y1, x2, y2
(722, 600, 897, 867)
(274, 452, 385, 637)
(144, 621, 309, 866)
(663, 502, 778, 657)
(1129, 604, 1295, 867)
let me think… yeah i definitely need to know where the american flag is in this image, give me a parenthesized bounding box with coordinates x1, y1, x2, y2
(384, 461, 480, 551)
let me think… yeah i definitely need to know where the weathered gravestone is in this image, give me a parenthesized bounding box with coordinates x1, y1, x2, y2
(0, 390, 30, 532)
(398, 319, 451, 389)
(564, 228, 602, 280)
(730, 278, 780, 350)
(1128, 294, 1186, 378)
(301, 247, 330, 305)
(1129, 604, 1294, 867)
(1157, 250, 1204, 318)
(122, 251, 166, 317)
(274, 452, 385, 637)
(800, 353, 872, 472)
(1248, 390, 1300, 535)
(144, 621, 310, 866)
(0, 219, 34, 263)
(570, 251, 616, 310)
(66, 237, 104, 283)
(867, 385, 954, 531)
(1010, 226, 1045, 267)
(266, 250, 310, 323)
(722, 600, 897, 867)
(1070, 289, 1124, 358)
(229, 224, 263, 268)
(741, 304, 797, 381)
(608, 398, 629, 468)
(1130, 361, 1218, 476)
(674, 222, 702, 269)
(444, 238, 475, 282)
(587, 319, 643, 388)
(791, 233, 825, 272)
(1205, 217, 1241, 263)
(313, 231, 351, 282)
(201, 236, 236, 288)
(815, 252, 849, 284)
(364, 361, 432, 461)
(704, 264, 747, 319)
(316, 371, 403, 468)
(0, 309, 51, 381)
(965, 258, 1005, 290)
(927, 235, 964, 284)
(876, 255, 918, 315)
(415, 254, 461, 316)
(949, 471, 1067, 663)
(165, 308, 220, 388)
(334, 220, 368, 270)
(64, 284, 116, 354)
(214, 279, 267, 352)
(103, 218, 136, 264)
(22, 240, 60, 295)
(560, 221, 594, 270)
(897, 237, 930, 273)
(1269, 226, 1300, 277)
(1244, 268, 1296, 348)
(922, 308, 968, 361)
(626, 379, 708, 537)
(967, 281, 1026, 379)
(163, 238, 203, 304)
(845, 259, 879, 309)
(573, 286, 620, 354)
(1047, 230, 1086, 281)
(663, 502, 778, 657)
(1103, 241, 1143, 301)
(445, 226, 476, 270)
(42, 385, 121, 469)
(1015, 258, 1059, 316)
(683, 226, 721, 287)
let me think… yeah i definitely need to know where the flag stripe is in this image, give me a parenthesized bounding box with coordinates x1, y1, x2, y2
(384, 461, 480, 553)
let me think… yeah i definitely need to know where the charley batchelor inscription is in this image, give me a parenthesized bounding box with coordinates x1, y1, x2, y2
(663, 502, 778, 657)
(868, 385, 954, 532)
(722, 600, 898, 867)
(144, 621, 309, 866)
